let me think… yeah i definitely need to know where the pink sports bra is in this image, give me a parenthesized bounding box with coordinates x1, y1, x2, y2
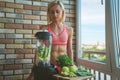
(48, 24, 68, 45)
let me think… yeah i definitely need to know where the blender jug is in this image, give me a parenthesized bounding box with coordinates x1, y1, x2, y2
(34, 30, 57, 80)
(35, 30, 52, 66)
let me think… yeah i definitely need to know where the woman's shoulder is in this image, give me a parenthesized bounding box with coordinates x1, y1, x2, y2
(64, 25, 73, 32)
(64, 25, 73, 36)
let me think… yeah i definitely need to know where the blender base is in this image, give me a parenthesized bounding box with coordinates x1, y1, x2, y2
(32, 63, 57, 80)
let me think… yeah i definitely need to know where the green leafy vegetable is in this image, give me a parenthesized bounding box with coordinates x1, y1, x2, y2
(75, 68, 92, 76)
(56, 54, 73, 67)
(38, 46, 50, 61)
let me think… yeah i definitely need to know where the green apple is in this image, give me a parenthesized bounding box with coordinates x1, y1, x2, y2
(69, 65, 78, 72)
(62, 66, 70, 72)
(61, 71, 69, 76)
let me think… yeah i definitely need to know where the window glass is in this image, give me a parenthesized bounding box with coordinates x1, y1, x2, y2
(117, 2, 120, 67)
(117, 10, 120, 66)
(81, 0, 106, 63)
(110, 0, 120, 67)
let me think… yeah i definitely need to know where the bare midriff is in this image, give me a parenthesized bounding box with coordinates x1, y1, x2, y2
(50, 45, 67, 65)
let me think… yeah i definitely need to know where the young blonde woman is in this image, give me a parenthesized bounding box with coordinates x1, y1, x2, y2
(46, 0, 73, 65)
(27, 0, 73, 79)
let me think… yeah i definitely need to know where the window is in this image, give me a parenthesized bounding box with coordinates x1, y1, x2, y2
(76, 0, 120, 79)
(110, 0, 120, 78)
(76, 0, 111, 74)
(110, 0, 120, 67)
(81, 0, 106, 63)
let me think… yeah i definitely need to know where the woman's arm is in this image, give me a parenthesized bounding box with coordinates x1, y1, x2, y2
(67, 26, 73, 60)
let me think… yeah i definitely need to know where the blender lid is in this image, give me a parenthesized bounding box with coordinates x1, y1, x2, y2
(35, 30, 52, 39)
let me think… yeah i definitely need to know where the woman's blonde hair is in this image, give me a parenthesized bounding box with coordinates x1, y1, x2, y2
(47, 0, 65, 23)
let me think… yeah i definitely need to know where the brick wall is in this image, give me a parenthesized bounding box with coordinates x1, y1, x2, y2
(0, 0, 76, 80)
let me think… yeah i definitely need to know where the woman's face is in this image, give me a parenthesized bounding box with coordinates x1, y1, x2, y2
(49, 4, 63, 23)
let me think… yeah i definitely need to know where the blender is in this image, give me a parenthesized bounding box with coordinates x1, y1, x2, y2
(35, 30, 52, 66)
(34, 30, 57, 80)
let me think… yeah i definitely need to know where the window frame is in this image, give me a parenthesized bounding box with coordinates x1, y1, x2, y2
(109, 0, 120, 78)
(76, 0, 112, 74)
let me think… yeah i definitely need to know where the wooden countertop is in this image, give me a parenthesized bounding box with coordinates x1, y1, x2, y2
(53, 74, 95, 80)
